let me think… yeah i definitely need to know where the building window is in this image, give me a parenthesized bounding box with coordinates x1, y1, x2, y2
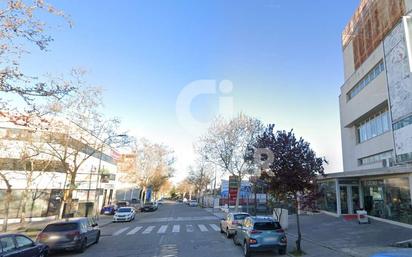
(347, 60, 385, 101)
(319, 180, 337, 213)
(393, 114, 412, 130)
(358, 151, 393, 166)
(362, 177, 412, 224)
(356, 109, 390, 143)
(397, 152, 412, 163)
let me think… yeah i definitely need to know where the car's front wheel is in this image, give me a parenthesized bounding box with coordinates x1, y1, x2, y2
(226, 228, 231, 238)
(95, 232, 100, 244)
(278, 246, 286, 255)
(77, 238, 87, 253)
(243, 241, 251, 257)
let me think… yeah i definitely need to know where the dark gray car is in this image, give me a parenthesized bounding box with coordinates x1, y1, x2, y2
(36, 217, 100, 253)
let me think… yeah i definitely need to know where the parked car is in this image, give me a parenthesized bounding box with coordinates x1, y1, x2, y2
(232, 216, 287, 256)
(36, 217, 100, 253)
(188, 200, 198, 207)
(141, 202, 158, 212)
(100, 204, 117, 215)
(0, 233, 49, 257)
(113, 207, 136, 222)
(116, 201, 129, 208)
(220, 212, 250, 238)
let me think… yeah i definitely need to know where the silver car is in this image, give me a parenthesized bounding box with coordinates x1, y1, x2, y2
(220, 212, 250, 238)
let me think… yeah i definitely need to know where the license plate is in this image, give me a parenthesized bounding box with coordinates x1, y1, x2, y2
(263, 237, 277, 243)
(104, 211, 110, 214)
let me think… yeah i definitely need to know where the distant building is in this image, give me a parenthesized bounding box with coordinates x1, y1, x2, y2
(115, 153, 140, 203)
(319, 0, 412, 225)
(0, 121, 117, 223)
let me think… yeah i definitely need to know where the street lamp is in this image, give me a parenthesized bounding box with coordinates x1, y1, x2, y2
(94, 134, 129, 219)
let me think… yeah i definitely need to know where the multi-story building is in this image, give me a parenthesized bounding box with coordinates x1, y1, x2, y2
(319, 0, 412, 225)
(0, 121, 118, 224)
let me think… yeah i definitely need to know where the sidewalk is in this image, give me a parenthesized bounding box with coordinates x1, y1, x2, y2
(204, 208, 412, 257)
(4, 215, 113, 235)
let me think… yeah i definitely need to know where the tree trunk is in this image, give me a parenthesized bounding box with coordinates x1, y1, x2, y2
(234, 177, 241, 212)
(20, 189, 29, 226)
(2, 188, 12, 232)
(20, 170, 33, 226)
(295, 197, 302, 253)
(30, 198, 36, 219)
(62, 172, 77, 218)
(140, 187, 146, 207)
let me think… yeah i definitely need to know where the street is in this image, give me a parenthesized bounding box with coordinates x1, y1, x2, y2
(53, 202, 274, 257)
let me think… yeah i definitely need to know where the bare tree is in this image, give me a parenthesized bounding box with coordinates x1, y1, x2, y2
(176, 179, 194, 200)
(123, 138, 174, 206)
(36, 84, 124, 217)
(17, 133, 61, 226)
(197, 113, 263, 211)
(0, 171, 12, 232)
(0, 0, 73, 119)
(187, 160, 213, 201)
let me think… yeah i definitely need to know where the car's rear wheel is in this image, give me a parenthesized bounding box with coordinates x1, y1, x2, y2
(243, 241, 251, 257)
(233, 233, 240, 245)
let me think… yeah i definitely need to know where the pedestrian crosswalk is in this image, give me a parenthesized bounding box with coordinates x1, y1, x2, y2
(112, 223, 220, 236)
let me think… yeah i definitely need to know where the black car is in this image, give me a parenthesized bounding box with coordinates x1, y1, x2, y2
(141, 202, 158, 212)
(0, 233, 48, 257)
(36, 217, 100, 253)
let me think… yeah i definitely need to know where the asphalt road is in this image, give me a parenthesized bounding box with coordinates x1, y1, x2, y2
(51, 201, 280, 257)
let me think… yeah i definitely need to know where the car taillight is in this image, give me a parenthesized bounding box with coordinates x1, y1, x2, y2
(250, 230, 262, 234)
(249, 238, 257, 244)
(67, 231, 81, 240)
(36, 233, 47, 241)
(276, 229, 285, 233)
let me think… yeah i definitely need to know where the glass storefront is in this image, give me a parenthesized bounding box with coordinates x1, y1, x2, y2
(362, 177, 412, 224)
(319, 180, 337, 213)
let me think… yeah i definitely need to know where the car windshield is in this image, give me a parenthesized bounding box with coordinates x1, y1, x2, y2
(234, 214, 249, 220)
(253, 222, 281, 231)
(118, 208, 132, 213)
(44, 223, 78, 232)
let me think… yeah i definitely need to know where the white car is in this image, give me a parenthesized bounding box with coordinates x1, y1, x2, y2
(220, 212, 250, 238)
(113, 207, 135, 222)
(188, 200, 198, 207)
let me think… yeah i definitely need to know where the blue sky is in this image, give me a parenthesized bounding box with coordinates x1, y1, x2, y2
(22, 0, 360, 182)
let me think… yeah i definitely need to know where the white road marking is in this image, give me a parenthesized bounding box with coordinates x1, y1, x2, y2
(142, 225, 155, 234)
(209, 224, 220, 231)
(157, 225, 168, 234)
(198, 224, 208, 232)
(186, 224, 194, 232)
(113, 227, 130, 236)
(126, 226, 142, 235)
(172, 225, 180, 233)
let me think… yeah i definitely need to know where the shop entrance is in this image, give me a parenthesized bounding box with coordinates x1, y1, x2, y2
(340, 184, 361, 215)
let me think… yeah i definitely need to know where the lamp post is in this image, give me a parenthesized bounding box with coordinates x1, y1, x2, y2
(94, 134, 128, 219)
